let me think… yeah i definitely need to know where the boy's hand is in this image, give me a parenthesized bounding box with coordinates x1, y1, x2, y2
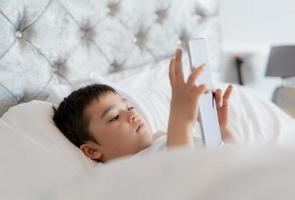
(167, 49, 208, 147)
(214, 85, 233, 129)
(214, 85, 237, 143)
(169, 49, 208, 127)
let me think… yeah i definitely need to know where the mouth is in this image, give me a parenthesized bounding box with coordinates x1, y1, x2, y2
(136, 122, 144, 133)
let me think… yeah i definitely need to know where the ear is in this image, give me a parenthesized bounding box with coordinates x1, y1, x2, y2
(80, 142, 102, 160)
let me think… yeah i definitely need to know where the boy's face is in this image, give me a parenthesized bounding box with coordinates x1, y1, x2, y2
(81, 92, 152, 162)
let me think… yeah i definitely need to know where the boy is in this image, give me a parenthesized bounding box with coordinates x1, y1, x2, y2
(53, 49, 236, 163)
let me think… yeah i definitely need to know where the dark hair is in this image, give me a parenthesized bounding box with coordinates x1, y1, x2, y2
(52, 84, 117, 147)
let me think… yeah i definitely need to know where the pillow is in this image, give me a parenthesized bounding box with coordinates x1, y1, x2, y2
(0, 118, 78, 199)
(1, 100, 96, 168)
(0, 100, 97, 199)
(89, 52, 222, 89)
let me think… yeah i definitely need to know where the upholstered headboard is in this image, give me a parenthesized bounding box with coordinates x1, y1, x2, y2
(0, 0, 221, 116)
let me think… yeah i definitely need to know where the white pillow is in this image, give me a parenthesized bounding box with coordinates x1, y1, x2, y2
(0, 100, 97, 199)
(1, 100, 96, 166)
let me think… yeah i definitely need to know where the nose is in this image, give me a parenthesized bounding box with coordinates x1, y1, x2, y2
(127, 111, 138, 123)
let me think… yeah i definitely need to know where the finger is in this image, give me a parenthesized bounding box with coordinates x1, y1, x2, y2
(223, 85, 233, 100)
(175, 49, 185, 84)
(169, 58, 176, 87)
(223, 85, 233, 106)
(187, 64, 206, 87)
(214, 89, 223, 108)
(191, 84, 208, 99)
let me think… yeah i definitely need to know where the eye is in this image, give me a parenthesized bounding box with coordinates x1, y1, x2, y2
(109, 115, 119, 122)
(127, 106, 134, 111)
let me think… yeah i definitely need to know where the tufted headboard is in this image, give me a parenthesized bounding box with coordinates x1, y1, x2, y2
(0, 0, 221, 116)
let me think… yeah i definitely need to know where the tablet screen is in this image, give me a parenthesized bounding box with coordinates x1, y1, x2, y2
(188, 38, 222, 147)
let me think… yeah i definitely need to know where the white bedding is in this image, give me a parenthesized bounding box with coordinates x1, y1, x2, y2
(49, 146, 295, 200)
(0, 101, 96, 200)
(1, 55, 295, 200)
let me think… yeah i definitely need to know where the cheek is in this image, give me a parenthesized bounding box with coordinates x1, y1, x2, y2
(141, 118, 151, 132)
(112, 123, 134, 136)
(99, 123, 134, 142)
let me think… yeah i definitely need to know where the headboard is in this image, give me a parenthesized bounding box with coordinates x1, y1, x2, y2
(0, 0, 221, 116)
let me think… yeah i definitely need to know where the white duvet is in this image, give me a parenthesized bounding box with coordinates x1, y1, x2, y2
(1, 55, 295, 200)
(49, 146, 295, 200)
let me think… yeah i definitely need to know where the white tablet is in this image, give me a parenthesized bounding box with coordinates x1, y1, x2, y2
(187, 38, 222, 147)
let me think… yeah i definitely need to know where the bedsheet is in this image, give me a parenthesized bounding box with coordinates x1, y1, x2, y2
(48, 146, 295, 200)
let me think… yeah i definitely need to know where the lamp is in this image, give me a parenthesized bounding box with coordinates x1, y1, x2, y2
(265, 45, 295, 84)
(265, 45, 295, 117)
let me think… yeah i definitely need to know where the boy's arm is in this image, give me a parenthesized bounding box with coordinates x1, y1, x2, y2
(167, 111, 193, 147)
(166, 49, 207, 147)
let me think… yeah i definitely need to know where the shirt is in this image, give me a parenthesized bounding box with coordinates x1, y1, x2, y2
(134, 131, 205, 157)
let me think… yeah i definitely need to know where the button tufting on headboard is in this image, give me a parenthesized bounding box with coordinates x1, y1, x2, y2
(107, 1, 121, 17)
(133, 30, 146, 49)
(178, 30, 190, 47)
(110, 60, 122, 71)
(15, 30, 23, 39)
(0, 0, 221, 116)
(155, 9, 168, 24)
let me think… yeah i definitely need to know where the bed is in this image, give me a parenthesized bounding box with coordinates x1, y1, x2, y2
(1, 0, 295, 199)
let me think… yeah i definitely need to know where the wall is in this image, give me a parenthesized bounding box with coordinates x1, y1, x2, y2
(218, 0, 295, 100)
(219, 0, 295, 45)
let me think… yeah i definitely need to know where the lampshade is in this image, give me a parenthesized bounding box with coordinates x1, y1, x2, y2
(265, 45, 295, 78)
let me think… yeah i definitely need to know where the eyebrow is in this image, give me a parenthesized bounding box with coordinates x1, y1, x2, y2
(100, 98, 128, 120)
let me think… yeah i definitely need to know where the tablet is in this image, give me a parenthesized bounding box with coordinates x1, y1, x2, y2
(187, 38, 222, 147)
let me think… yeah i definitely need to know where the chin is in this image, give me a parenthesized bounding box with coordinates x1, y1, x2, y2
(142, 132, 153, 146)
